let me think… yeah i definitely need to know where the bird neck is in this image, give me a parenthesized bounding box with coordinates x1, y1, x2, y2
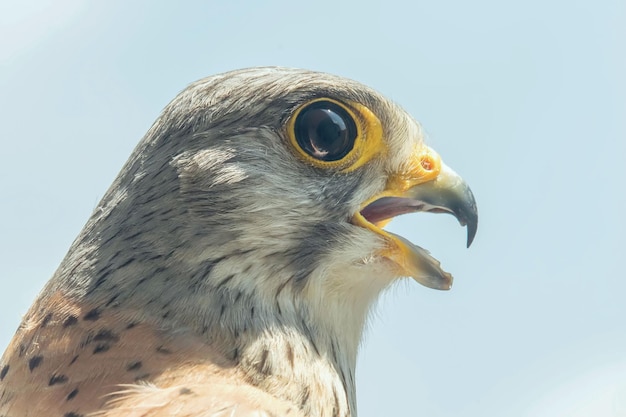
(51, 239, 371, 417)
(160, 276, 363, 417)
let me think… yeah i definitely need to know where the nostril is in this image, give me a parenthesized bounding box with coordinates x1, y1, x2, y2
(420, 156, 434, 171)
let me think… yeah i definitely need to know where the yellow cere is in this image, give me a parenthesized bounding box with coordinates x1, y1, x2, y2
(384, 146, 442, 193)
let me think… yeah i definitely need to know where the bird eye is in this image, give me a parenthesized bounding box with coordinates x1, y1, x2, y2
(293, 100, 358, 162)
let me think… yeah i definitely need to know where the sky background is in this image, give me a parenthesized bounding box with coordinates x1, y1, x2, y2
(1, 1, 624, 415)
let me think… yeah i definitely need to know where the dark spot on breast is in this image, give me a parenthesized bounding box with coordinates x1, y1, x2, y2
(126, 361, 142, 371)
(0, 364, 9, 380)
(258, 349, 271, 375)
(125, 322, 137, 330)
(63, 315, 78, 327)
(64, 413, 83, 417)
(41, 313, 53, 327)
(275, 278, 290, 300)
(79, 332, 95, 348)
(133, 277, 149, 292)
(300, 318, 319, 355)
(337, 369, 349, 404)
(155, 346, 172, 355)
(69, 355, 79, 366)
(91, 271, 111, 291)
(93, 344, 111, 354)
(179, 387, 194, 395)
(216, 274, 234, 287)
(332, 386, 340, 417)
(28, 355, 43, 371)
(93, 329, 119, 343)
(105, 293, 120, 307)
(83, 309, 101, 321)
(330, 341, 339, 363)
(134, 373, 150, 381)
(286, 344, 294, 368)
(242, 262, 253, 274)
(118, 257, 135, 268)
(49, 374, 69, 385)
(300, 386, 310, 409)
(66, 388, 79, 401)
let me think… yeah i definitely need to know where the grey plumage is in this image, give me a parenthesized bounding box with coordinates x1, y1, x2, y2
(0, 67, 477, 417)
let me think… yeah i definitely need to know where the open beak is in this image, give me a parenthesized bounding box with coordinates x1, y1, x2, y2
(351, 147, 478, 290)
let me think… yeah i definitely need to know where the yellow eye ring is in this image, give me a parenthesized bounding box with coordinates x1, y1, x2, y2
(285, 98, 385, 172)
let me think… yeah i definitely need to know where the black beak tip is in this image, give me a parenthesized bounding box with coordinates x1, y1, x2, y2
(460, 191, 478, 248)
(466, 220, 477, 248)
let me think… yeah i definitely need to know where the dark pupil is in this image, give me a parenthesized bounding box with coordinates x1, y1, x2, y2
(294, 101, 357, 161)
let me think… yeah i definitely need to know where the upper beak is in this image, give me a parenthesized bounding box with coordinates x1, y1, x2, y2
(352, 147, 478, 290)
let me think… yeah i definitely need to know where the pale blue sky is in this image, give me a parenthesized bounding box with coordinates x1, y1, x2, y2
(1, 1, 624, 415)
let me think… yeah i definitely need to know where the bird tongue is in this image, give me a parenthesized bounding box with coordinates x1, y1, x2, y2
(384, 231, 453, 290)
(359, 197, 426, 225)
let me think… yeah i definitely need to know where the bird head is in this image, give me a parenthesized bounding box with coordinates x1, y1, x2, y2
(79, 68, 476, 341)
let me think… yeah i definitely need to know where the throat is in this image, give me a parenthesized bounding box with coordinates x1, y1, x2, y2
(194, 282, 360, 417)
(236, 319, 356, 417)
